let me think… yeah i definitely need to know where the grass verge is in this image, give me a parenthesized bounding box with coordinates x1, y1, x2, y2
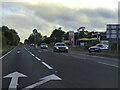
(1, 46, 15, 56)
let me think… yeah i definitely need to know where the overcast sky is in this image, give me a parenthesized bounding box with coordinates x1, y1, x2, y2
(1, 0, 119, 42)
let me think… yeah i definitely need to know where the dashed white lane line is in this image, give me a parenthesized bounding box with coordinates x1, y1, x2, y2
(0, 47, 16, 60)
(41, 62, 53, 69)
(96, 61, 119, 68)
(24, 47, 27, 51)
(31, 54, 35, 56)
(35, 57, 41, 61)
(24, 47, 53, 70)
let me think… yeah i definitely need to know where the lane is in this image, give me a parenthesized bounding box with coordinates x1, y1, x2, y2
(46, 47, 118, 68)
(28, 46, 118, 88)
(2, 45, 63, 89)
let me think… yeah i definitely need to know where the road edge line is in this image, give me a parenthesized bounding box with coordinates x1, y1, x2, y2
(0, 47, 16, 60)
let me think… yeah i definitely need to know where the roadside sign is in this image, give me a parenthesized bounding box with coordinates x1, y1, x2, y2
(33, 29, 38, 35)
(69, 31, 75, 46)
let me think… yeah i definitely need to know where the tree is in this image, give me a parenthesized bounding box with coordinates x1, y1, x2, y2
(50, 27, 65, 42)
(24, 39, 29, 44)
(28, 32, 42, 45)
(1, 26, 20, 46)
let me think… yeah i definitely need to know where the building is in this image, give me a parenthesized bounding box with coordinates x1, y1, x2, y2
(100, 32, 107, 40)
(106, 24, 120, 51)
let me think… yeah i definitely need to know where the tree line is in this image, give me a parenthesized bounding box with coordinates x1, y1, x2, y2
(24, 27, 99, 45)
(0, 26, 20, 48)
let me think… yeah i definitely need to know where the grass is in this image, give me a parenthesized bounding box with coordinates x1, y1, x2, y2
(68, 45, 86, 51)
(2, 45, 15, 55)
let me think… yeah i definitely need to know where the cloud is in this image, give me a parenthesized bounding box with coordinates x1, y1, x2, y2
(1, 2, 118, 42)
(32, 4, 117, 30)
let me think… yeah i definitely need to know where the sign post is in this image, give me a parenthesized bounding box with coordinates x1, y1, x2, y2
(33, 29, 38, 49)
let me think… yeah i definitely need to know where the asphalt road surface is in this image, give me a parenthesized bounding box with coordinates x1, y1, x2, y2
(1, 45, 119, 89)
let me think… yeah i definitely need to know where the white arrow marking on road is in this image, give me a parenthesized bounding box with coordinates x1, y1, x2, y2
(3, 72, 27, 89)
(22, 74, 62, 90)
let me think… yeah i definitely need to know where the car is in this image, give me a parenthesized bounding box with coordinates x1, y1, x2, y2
(88, 44, 109, 53)
(30, 43, 34, 46)
(40, 43, 48, 49)
(53, 42, 68, 53)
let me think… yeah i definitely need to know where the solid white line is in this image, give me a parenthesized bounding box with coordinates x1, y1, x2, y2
(0, 47, 16, 60)
(24, 47, 27, 51)
(29, 52, 32, 55)
(35, 57, 41, 61)
(96, 61, 119, 68)
(31, 54, 35, 56)
(41, 62, 53, 69)
(24, 47, 53, 70)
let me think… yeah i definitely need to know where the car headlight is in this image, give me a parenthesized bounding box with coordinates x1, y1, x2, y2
(88, 48, 91, 50)
(66, 47, 68, 49)
(56, 47, 59, 49)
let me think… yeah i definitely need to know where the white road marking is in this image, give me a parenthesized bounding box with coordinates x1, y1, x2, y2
(0, 47, 16, 60)
(29, 52, 32, 55)
(3, 72, 27, 89)
(24, 46, 53, 70)
(22, 74, 62, 90)
(96, 61, 119, 68)
(31, 54, 35, 56)
(24, 47, 27, 51)
(35, 57, 41, 61)
(41, 62, 53, 69)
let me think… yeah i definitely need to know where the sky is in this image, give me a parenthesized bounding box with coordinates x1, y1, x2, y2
(1, 0, 120, 42)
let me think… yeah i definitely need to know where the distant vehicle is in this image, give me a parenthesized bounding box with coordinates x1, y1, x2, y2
(53, 42, 68, 53)
(30, 43, 34, 46)
(88, 44, 109, 53)
(40, 43, 48, 49)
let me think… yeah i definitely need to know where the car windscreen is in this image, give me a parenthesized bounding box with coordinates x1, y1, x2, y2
(96, 45, 103, 47)
(55, 44, 66, 46)
(41, 43, 47, 45)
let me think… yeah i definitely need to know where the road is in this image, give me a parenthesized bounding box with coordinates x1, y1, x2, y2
(1, 45, 119, 89)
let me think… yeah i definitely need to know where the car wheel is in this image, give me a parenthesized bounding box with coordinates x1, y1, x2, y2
(66, 50, 68, 53)
(98, 49, 101, 53)
(53, 49, 57, 52)
(89, 50, 91, 53)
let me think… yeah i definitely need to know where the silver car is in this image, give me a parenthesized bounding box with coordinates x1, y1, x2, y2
(53, 42, 68, 53)
(88, 44, 109, 53)
(40, 43, 48, 49)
